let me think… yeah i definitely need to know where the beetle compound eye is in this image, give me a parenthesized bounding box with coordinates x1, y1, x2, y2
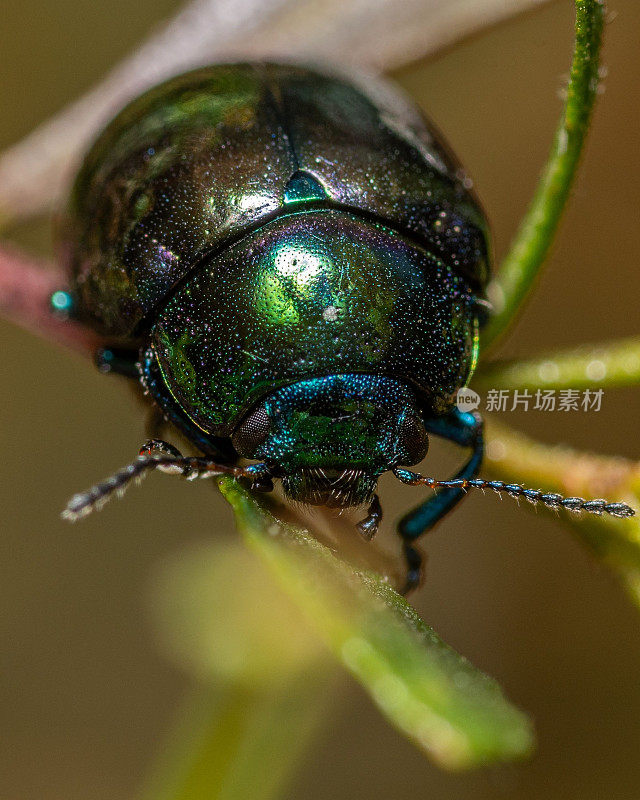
(398, 415, 429, 465)
(232, 404, 272, 457)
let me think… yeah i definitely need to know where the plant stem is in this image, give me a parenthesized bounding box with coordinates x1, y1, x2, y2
(484, 417, 640, 605)
(483, 0, 605, 348)
(476, 336, 640, 391)
(0, 243, 99, 355)
(0, 0, 549, 227)
(139, 674, 333, 800)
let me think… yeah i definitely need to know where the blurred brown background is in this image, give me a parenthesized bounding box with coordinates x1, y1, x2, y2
(2, 1, 640, 798)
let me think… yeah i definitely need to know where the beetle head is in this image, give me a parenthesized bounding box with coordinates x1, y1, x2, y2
(232, 375, 428, 506)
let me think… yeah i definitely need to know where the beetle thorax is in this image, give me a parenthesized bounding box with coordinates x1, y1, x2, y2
(231, 374, 429, 507)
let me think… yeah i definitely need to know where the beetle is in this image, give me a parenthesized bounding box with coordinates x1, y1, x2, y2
(59, 63, 634, 593)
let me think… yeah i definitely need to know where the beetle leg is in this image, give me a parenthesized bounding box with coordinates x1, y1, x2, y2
(237, 463, 275, 493)
(94, 346, 140, 378)
(394, 409, 483, 595)
(356, 494, 383, 540)
(139, 439, 183, 458)
(138, 439, 199, 478)
(393, 407, 634, 594)
(144, 407, 168, 441)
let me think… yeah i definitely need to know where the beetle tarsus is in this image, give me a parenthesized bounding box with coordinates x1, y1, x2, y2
(237, 462, 274, 493)
(139, 439, 183, 458)
(356, 494, 383, 540)
(400, 543, 424, 596)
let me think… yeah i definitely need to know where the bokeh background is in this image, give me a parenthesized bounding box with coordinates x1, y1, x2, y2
(2, 1, 640, 797)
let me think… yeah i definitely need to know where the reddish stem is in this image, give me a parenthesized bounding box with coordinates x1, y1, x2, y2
(0, 243, 98, 356)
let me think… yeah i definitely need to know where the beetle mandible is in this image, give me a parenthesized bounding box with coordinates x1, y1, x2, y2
(59, 63, 634, 592)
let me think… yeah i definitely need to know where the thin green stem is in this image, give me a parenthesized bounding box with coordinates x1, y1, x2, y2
(484, 418, 640, 605)
(476, 336, 640, 391)
(139, 674, 333, 800)
(483, 0, 605, 348)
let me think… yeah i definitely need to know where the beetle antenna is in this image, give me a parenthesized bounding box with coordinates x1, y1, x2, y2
(392, 468, 635, 519)
(62, 444, 271, 521)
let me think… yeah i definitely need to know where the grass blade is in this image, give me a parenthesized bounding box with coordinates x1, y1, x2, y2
(219, 477, 534, 770)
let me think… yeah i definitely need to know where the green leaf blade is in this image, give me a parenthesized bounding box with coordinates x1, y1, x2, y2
(219, 478, 535, 770)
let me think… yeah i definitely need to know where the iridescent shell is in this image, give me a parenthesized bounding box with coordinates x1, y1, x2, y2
(65, 63, 490, 341)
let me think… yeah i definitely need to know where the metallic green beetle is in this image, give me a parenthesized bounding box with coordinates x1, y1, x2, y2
(61, 63, 633, 592)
